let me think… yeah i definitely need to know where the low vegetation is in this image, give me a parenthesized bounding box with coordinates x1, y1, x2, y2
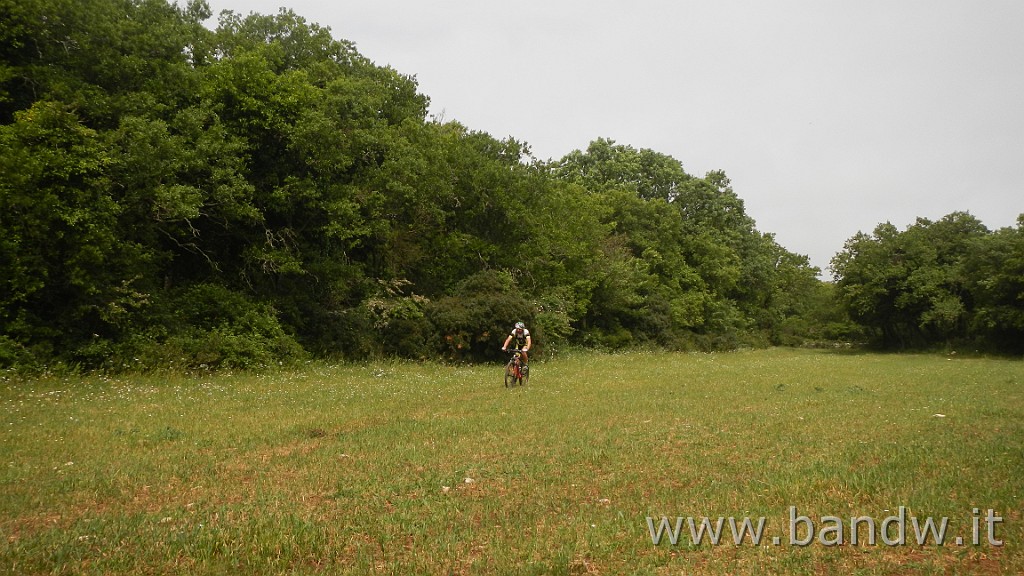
(3, 349, 1021, 574)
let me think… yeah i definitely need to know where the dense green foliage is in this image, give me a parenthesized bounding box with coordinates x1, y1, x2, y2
(831, 212, 1024, 353)
(12, 0, 1013, 371)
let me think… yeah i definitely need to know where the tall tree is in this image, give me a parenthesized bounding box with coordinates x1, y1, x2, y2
(831, 212, 995, 349)
(964, 216, 1024, 353)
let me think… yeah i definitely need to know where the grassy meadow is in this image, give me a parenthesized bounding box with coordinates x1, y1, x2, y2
(2, 348, 1022, 574)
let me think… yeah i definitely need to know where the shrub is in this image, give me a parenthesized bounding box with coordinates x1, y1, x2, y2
(79, 283, 309, 371)
(426, 270, 534, 362)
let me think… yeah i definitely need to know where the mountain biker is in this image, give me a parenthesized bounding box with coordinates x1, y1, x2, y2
(502, 322, 532, 371)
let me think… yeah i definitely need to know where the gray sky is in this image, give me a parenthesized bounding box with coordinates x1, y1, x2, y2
(203, 0, 1024, 276)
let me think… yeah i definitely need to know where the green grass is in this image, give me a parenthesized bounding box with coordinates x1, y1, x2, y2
(2, 348, 1022, 574)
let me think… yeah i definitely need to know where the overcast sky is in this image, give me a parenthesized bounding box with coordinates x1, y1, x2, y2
(203, 0, 1024, 276)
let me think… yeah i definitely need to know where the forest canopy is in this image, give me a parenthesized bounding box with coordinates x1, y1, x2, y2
(1, 0, 1019, 372)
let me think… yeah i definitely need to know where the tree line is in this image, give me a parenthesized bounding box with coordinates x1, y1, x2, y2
(1, 0, 1018, 372)
(831, 212, 1024, 354)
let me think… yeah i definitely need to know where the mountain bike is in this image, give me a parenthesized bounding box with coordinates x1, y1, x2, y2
(504, 349, 529, 388)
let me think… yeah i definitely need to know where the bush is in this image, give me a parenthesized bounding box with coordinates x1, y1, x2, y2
(426, 270, 535, 362)
(363, 279, 434, 359)
(0, 335, 46, 373)
(75, 283, 309, 371)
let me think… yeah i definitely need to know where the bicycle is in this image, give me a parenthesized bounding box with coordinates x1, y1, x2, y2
(503, 348, 530, 388)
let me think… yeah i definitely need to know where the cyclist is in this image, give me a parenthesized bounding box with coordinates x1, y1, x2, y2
(501, 322, 532, 372)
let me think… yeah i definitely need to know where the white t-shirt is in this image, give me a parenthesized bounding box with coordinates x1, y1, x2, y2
(509, 328, 531, 345)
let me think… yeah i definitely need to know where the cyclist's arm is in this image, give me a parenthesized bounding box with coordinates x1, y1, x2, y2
(502, 335, 512, 350)
(524, 335, 532, 351)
